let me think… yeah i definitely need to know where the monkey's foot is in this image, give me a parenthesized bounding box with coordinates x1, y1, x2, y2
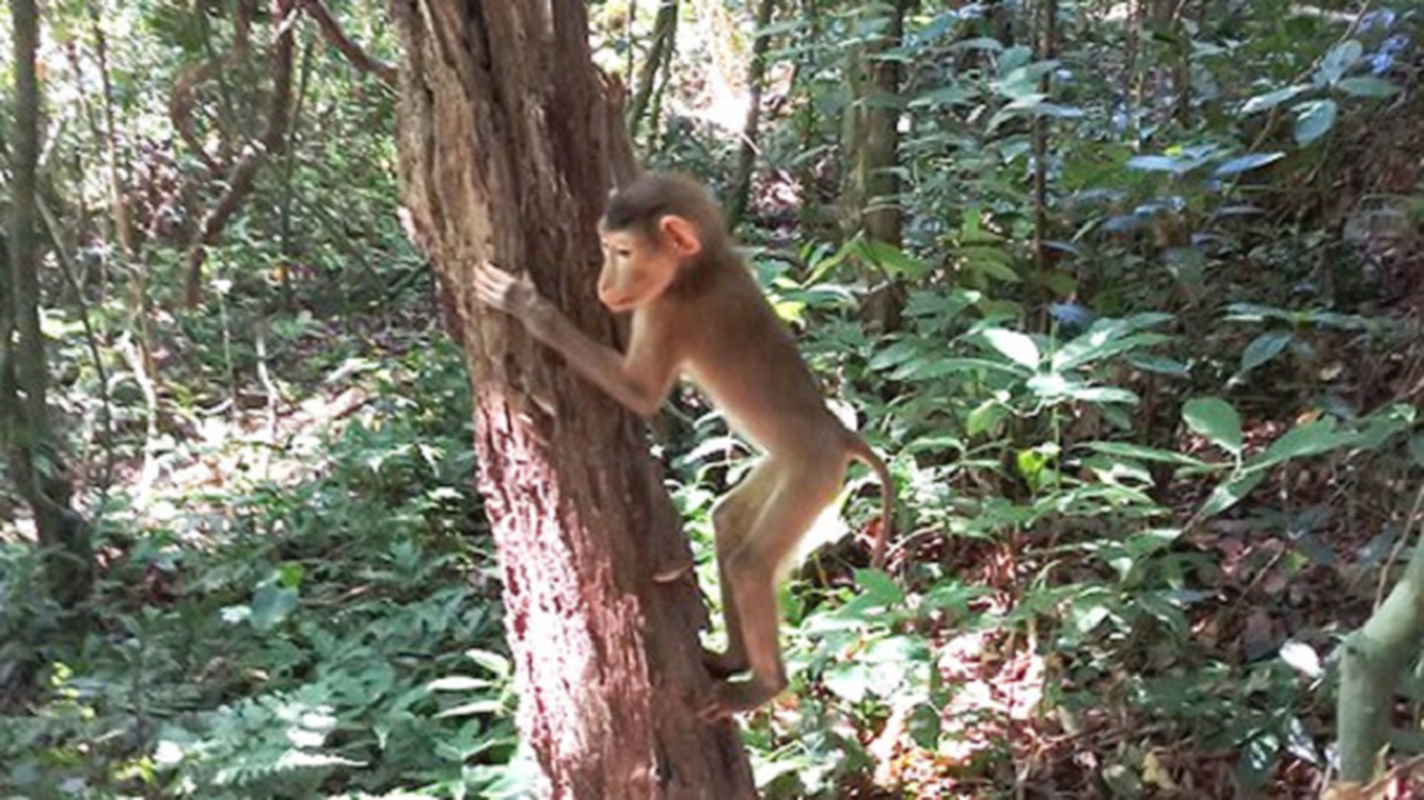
(698, 677, 785, 720)
(702, 649, 749, 679)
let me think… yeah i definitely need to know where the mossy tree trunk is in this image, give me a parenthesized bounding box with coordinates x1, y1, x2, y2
(391, 2, 757, 798)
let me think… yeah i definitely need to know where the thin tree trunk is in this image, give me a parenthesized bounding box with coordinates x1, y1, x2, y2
(1032, 0, 1058, 287)
(845, 0, 907, 331)
(6, 0, 94, 608)
(392, 2, 757, 798)
(1334, 487, 1424, 787)
(628, 0, 679, 143)
(726, 0, 777, 229)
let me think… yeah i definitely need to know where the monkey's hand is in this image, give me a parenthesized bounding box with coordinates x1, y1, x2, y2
(474, 261, 550, 326)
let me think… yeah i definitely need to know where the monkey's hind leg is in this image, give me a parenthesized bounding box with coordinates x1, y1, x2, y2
(703, 458, 777, 678)
(701, 455, 844, 719)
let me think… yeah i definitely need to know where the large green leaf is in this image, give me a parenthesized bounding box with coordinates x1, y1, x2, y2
(1336, 76, 1400, 98)
(1183, 397, 1244, 456)
(981, 328, 1041, 369)
(1053, 332, 1171, 372)
(1253, 419, 1357, 468)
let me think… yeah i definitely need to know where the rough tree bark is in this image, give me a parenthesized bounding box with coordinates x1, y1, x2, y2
(391, 3, 756, 798)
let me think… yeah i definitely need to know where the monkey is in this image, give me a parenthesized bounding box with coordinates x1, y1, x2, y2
(473, 172, 893, 719)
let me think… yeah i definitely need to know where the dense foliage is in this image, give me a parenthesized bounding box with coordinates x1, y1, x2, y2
(1, 0, 1421, 797)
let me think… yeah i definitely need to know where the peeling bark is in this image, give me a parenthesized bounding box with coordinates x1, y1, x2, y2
(392, 2, 757, 798)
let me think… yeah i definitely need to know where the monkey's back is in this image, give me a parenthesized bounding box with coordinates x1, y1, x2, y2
(666, 260, 846, 457)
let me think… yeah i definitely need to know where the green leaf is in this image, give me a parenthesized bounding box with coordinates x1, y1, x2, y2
(251, 584, 300, 631)
(1255, 419, 1355, 467)
(1336, 76, 1400, 98)
(1183, 397, 1244, 455)
(1128, 355, 1190, 378)
(1125, 154, 1199, 174)
(890, 356, 1027, 381)
(1240, 331, 1293, 373)
(908, 703, 942, 749)
(1084, 441, 1211, 469)
(823, 661, 874, 703)
(1293, 100, 1338, 146)
(1279, 641, 1322, 678)
(1053, 332, 1172, 372)
(966, 400, 1007, 437)
(982, 328, 1040, 369)
(859, 239, 932, 280)
(1316, 39, 1363, 85)
(854, 568, 905, 607)
(959, 245, 1021, 282)
(1066, 385, 1140, 405)
(1240, 84, 1308, 115)
(1214, 152, 1284, 176)
(1199, 470, 1266, 517)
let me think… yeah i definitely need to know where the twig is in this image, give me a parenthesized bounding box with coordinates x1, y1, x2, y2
(1374, 482, 1424, 608)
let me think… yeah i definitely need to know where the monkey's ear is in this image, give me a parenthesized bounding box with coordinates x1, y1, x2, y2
(659, 215, 703, 258)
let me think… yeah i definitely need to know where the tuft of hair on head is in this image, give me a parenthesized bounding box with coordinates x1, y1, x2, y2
(602, 172, 728, 251)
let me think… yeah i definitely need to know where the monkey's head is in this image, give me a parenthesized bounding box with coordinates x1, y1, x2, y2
(596, 173, 726, 313)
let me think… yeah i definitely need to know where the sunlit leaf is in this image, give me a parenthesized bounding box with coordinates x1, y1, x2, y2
(1315, 39, 1363, 85)
(1279, 641, 1322, 678)
(1126, 154, 1198, 174)
(982, 328, 1041, 369)
(1240, 84, 1308, 115)
(428, 676, 496, 692)
(1213, 152, 1284, 176)
(1293, 99, 1338, 145)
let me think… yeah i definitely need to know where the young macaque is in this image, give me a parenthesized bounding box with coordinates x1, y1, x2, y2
(473, 172, 893, 718)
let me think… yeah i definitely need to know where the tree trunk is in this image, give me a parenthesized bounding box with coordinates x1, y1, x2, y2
(1333, 495, 1424, 789)
(5, 0, 94, 607)
(844, 0, 908, 331)
(726, 0, 777, 229)
(627, 0, 679, 145)
(391, 3, 757, 798)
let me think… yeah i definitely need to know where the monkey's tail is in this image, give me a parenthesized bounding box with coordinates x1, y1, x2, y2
(846, 433, 894, 569)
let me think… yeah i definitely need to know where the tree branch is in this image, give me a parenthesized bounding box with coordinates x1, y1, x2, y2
(183, 0, 298, 307)
(299, 0, 396, 87)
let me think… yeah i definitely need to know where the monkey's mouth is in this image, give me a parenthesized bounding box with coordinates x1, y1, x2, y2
(600, 296, 636, 313)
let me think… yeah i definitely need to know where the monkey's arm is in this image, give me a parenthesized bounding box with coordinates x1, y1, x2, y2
(474, 262, 677, 417)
